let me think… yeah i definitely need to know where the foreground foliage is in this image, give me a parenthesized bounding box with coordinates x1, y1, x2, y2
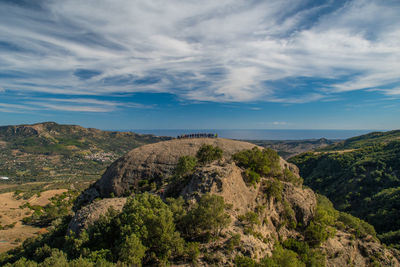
(0, 193, 232, 266)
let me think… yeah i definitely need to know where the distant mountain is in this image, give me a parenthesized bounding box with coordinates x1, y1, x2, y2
(0, 122, 171, 182)
(289, 130, 400, 247)
(248, 138, 337, 159)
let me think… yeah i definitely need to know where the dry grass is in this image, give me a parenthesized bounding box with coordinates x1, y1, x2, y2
(0, 189, 67, 252)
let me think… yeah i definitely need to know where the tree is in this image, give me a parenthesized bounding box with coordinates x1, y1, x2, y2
(196, 145, 223, 165)
(118, 234, 147, 266)
(119, 193, 184, 264)
(184, 194, 231, 238)
(174, 156, 197, 177)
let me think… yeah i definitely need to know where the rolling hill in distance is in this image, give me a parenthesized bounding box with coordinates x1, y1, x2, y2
(290, 130, 400, 248)
(0, 122, 171, 183)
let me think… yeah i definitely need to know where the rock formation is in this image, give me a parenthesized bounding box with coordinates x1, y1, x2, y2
(72, 138, 400, 266)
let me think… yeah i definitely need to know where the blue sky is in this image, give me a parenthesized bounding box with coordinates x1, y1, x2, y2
(0, 0, 399, 130)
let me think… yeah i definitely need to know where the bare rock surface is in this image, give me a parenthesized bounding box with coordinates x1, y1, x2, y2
(78, 138, 297, 206)
(323, 230, 400, 266)
(68, 198, 126, 234)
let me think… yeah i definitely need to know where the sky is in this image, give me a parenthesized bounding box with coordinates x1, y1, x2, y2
(0, 0, 399, 130)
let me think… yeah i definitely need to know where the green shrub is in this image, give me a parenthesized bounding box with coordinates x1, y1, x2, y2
(174, 156, 197, 177)
(282, 168, 303, 186)
(196, 145, 223, 164)
(262, 179, 283, 201)
(238, 211, 260, 227)
(118, 234, 147, 266)
(338, 212, 376, 238)
(234, 255, 257, 267)
(226, 233, 241, 251)
(183, 194, 231, 239)
(184, 242, 200, 263)
(261, 244, 305, 267)
(305, 195, 338, 247)
(233, 147, 281, 178)
(243, 169, 260, 186)
(118, 193, 185, 264)
(378, 230, 400, 248)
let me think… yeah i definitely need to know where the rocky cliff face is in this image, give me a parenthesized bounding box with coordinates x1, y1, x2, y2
(73, 138, 400, 266)
(77, 138, 298, 206)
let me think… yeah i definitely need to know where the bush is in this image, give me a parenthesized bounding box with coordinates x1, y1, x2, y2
(233, 147, 281, 178)
(167, 156, 198, 197)
(281, 168, 303, 186)
(183, 194, 231, 239)
(227, 234, 241, 251)
(238, 211, 260, 227)
(261, 244, 305, 267)
(338, 212, 376, 238)
(262, 179, 283, 201)
(118, 234, 147, 266)
(234, 255, 257, 267)
(174, 156, 197, 177)
(305, 195, 338, 247)
(184, 242, 200, 263)
(243, 169, 260, 187)
(378, 230, 400, 248)
(196, 145, 223, 164)
(118, 193, 185, 264)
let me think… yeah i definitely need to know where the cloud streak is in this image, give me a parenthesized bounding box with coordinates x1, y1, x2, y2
(0, 0, 399, 104)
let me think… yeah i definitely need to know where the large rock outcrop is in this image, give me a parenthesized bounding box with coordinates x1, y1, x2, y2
(71, 138, 399, 266)
(77, 138, 298, 207)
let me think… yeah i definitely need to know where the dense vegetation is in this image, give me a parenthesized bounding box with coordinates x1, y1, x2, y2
(0, 193, 232, 266)
(290, 132, 400, 248)
(233, 147, 302, 187)
(319, 130, 400, 151)
(0, 122, 169, 183)
(21, 190, 79, 227)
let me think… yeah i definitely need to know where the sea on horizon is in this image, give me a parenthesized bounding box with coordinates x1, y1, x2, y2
(127, 129, 376, 140)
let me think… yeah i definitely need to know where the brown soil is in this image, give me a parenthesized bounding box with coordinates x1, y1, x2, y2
(0, 189, 67, 253)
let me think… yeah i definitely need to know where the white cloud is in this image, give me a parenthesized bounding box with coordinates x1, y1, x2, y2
(0, 0, 399, 103)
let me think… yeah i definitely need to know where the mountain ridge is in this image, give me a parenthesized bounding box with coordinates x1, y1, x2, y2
(0, 122, 171, 183)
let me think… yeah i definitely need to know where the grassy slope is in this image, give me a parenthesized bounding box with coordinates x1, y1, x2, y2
(0, 122, 171, 183)
(289, 130, 400, 246)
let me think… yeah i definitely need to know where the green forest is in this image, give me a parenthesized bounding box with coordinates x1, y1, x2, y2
(290, 132, 400, 248)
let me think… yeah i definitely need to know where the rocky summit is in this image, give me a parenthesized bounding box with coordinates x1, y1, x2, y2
(71, 138, 400, 266)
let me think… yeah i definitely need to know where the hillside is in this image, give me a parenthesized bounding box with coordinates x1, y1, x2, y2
(318, 130, 400, 151)
(248, 138, 336, 159)
(1, 138, 398, 266)
(289, 130, 400, 248)
(0, 122, 171, 183)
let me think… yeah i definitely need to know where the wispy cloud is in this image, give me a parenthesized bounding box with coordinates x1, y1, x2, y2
(0, 0, 399, 103)
(0, 97, 152, 113)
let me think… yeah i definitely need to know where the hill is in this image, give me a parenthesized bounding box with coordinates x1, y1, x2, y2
(0, 122, 171, 183)
(318, 130, 400, 151)
(289, 130, 400, 248)
(248, 138, 336, 159)
(2, 138, 398, 266)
